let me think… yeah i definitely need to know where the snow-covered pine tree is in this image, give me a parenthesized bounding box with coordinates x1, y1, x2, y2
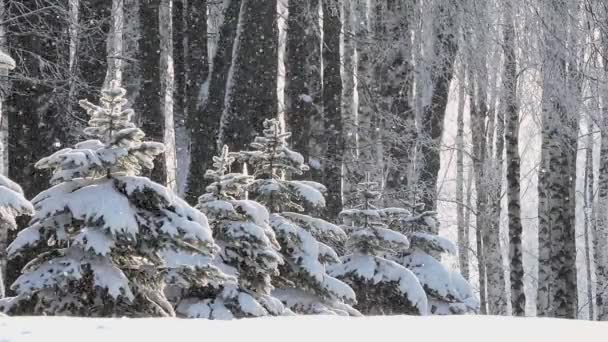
(240, 119, 359, 316)
(329, 179, 427, 315)
(185, 145, 288, 318)
(385, 206, 480, 315)
(0, 82, 227, 317)
(0, 176, 34, 299)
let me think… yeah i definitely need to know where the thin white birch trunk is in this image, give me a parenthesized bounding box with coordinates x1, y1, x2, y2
(104, 0, 124, 88)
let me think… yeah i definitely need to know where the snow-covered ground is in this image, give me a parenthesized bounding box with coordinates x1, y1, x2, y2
(1, 315, 606, 342)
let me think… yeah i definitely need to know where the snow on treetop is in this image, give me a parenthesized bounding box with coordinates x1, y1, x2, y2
(37, 82, 164, 182)
(240, 119, 309, 178)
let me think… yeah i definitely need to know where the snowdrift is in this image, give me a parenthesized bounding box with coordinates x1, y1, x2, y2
(0, 315, 606, 342)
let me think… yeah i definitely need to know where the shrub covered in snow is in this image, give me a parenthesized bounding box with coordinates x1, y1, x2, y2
(329, 180, 428, 315)
(240, 119, 359, 316)
(0, 176, 34, 298)
(0, 82, 228, 317)
(190, 145, 287, 318)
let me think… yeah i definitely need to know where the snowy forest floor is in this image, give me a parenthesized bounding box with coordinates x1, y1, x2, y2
(1, 315, 607, 342)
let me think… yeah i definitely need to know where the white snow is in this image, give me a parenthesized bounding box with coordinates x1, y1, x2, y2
(0, 315, 605, 342)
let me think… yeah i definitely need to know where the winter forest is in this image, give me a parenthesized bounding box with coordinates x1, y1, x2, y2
(0, 0, 605, 328)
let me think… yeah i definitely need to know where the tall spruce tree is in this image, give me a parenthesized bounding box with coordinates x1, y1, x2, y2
(240, 119, 359, 316)
(0, 82, 227, 317)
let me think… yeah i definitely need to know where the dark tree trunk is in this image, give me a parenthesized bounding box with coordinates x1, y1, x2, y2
(284, 0, 322, 181)
(137, 0, 166, 184)
(321, 1, 343, 220)
(221, 0, 278, 154)
(379, 0, 415, 207)
(179, 0, 210, 203)
(418, 1, 459, 210)
(185, 0, 241, 203)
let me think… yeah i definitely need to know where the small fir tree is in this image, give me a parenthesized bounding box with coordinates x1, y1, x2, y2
(385, 206, 480, 314)
(240, 119, 359, 316)
(186, 145, 287, 318)
(0, 176, 34, 299)
(329, 179, 428, 315)
(0, 82, 228, 317)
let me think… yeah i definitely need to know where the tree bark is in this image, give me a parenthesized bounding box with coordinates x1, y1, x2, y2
(456, 61, 469, 281)
(285, 0, 322, 181)
(104, 0, 124, 87)
(503, 0, 525, 316)
(185, 0, 241, 203)
(322, 0, 343, 220)
(596, 28, 608, 320)
(537, 0, 579, 318)
(380, 0, 415, 208)
(417, 0, 459, 210)
(221, 0, 278, 154)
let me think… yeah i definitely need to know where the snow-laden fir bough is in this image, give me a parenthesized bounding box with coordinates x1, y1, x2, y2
(0, 82, 228, 317)
(0, 176, 34, 299)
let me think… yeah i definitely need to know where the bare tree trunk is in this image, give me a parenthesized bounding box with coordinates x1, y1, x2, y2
(181, 0, 210, 203)
(341, 0, 358, 207)
(159, 0, 176, 190)
(221, 0, 278, 154)
(186, 0, 241, 201)
(380, 0, 416, 208)
(584, 117, 595, 320)
(596, 34, 608, 320)
(503, 0, 525, 316)
(537, 0, 579, 318)
(285, 0, 322, 181)
(138, 0, 167, 184)
(418, 0, 459, 210)
(456, 61, 469, 280)
(322, 0, 343, 220)
(469, 70, 487, 315)
(104, 0, 124, 87)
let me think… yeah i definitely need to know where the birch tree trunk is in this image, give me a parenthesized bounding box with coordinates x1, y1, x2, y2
(104, 0, 124, 87)
(596, 33, 608, 320)
(456, 61, 469, 280)
(583, 117, 595, 320)
(503, 0, 525, 316)
(469, 70, 488, 315)
(537, 0, 579, 318)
